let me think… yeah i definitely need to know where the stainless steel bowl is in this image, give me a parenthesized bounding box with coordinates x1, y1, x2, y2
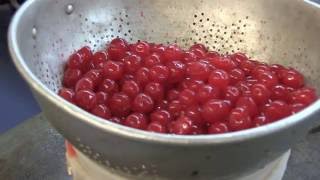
(8, 0, 320, 179)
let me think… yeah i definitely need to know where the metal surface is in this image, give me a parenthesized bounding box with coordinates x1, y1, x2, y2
(7, 0, 320, 179)
(0, 114, 320, 180)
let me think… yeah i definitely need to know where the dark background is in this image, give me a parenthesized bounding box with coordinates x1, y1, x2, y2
(0, 4, 40, 133)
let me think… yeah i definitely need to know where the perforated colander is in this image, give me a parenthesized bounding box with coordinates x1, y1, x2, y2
(8, 0, 320, 179)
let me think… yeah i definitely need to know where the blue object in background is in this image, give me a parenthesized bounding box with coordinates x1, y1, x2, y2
(0, 5, 40, 133)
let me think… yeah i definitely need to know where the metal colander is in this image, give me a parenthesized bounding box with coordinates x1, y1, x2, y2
(8, 0, 320, 179)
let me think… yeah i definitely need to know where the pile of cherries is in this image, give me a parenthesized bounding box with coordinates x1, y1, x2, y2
(58, 38, 318, 135)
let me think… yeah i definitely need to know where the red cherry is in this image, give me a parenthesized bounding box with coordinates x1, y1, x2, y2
(179, 89, 197, 106)
(149, 65, 170, 83)
(75, 77, 94, 92)
(151, 44, 166, 54)
(280, 69, 304, 89)
(224, 86, 241, 104)
(229, 68, 245, 85)
(91, 104, 112, 119)
(207, 51, 220, 59)
(170, 116, 193, 135)
(67, 53, 83, 69)
(184, 105, 203, 125)
(197, 84, 221, 104)
(289, 88, 317, 106)
(191, 48, 207, 59)
(123, 54, 142, 74)
(191, 124, 207, 135)
(99, 78, 119, 94)
(150, 109, 172, 125)
(124, 113, 148, 130)
(250, 83, 271, 105)
(208, 122, 229, 134)
(201, 99, 231, 123)
(271, 85, 289, 101)
(147, 121, 167, 133)
(290, 103, 306, 113)
(132, 93, 154, 113)
(270, 64, 285, 74)
(190, 43, 208, 52)
(77, 46, 93, 70)
(236, 96, 258, 117)
(180, 79, 204, 91)
(58, 88, 75, 103)
(108, 117, 122, 124)
(163, 44, 183, 62)
(63, 68, 82, 88)
(228, 107, 252, 131)
(239, 60, 255, 75)
(75, 90, 97, 110)
(108, 92, 131, 117)
(107, 38, 129, 61)
(253, 115, 270, 127)
(168, 100, 183, 118)
(135, 67, 150, 87)
(130, 41, 150, 58)
(92, 51, 107, 69)
(103, 61, 124, 80)
(182, 51, 197, 63)
(256, 71, 279, 88)
(166, 61, 186, 83)
(230, 52, 248, 64)
(156, 100, 169, 110)
(236, 81, 251, 94)
(144, 53, 164, 68)
(84, 69, 103, 86)
(186, 61, 210, 81)
(208, 69, 230, 90)
(144, 82, 164, 102)
(167, 89, 180, 101)
(122, 80, 140, 98)
(263, 100, 292, 121)
(251, 65, 271, 78)
(96, 91, 108, 105)
(209, 56, 237, 71)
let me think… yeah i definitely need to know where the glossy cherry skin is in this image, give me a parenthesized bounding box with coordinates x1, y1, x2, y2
(108, 92, 131, 117)
(75, 90, 97, 110)
(58, 88, 75, 103)
(107, 38, 129, 61)
(122, 80, 141, 98)
(227, 107, 252, 131)
(201, 99, 231, 123)
(149, 65, 170, 83)
(123, 54, 142, 74)
(124, 113, 148, 130)
(63, 68, 82, 88)
(208, 122, 229, 134)
(144, 82, 164, 102)
(91, 104, 112, 119)
(208, 69, 230, 90)
(147, 121, 167, 133)
(132, 93, 154, 113)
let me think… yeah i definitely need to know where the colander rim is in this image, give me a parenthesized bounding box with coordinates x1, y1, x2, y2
(7, 0, 320, 145)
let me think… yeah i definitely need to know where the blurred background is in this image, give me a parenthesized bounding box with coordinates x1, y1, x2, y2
(0, 1, 40, 133)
